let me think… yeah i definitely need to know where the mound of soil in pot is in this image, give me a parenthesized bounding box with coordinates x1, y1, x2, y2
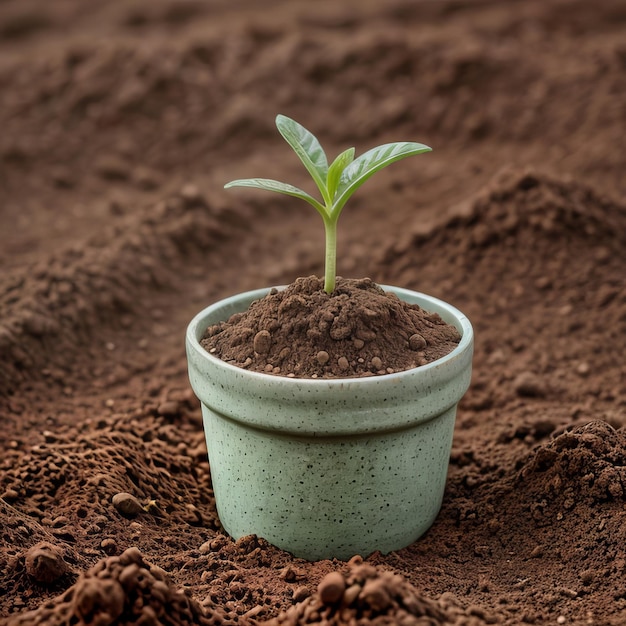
(201, 276, 461, 378)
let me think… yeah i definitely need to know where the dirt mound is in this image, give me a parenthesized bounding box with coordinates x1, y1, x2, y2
(384, 168, 626, 283)
(0, 502, 81, 608)
(0, 406, 218, 610)
(427, 417, 626, 624)
(513, 419, 626, 599)
(448, 169, 625, 248)
(201, 276, 460, 378)
(0, 189, 244, 402)
(518, 420, 626, 509)
(4, 546, 234, 626)
(265, 559, 488, 625)
(381, 170, 626, 410)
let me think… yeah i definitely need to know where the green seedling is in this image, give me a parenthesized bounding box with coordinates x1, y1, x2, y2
(224, 114, 431, 294)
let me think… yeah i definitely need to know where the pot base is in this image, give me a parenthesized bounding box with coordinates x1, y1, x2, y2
(203, 403, 456, 561)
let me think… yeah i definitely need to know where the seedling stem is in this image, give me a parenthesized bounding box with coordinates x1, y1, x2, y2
(224, 115, 431, 294)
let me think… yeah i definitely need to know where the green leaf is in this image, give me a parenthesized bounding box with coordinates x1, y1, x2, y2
(275, 115, 330, 205)
(224, 178, 327, 216)
(332, 142, 431, 218)
(326, 147, 355, 201)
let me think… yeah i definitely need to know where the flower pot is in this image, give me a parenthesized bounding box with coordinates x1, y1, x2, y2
(186, 285, 473, 561)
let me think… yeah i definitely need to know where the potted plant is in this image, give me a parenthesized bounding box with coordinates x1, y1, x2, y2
(186, 115, 473, 561)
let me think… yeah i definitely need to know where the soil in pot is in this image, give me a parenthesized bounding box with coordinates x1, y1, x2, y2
(200, 276, 461, 378)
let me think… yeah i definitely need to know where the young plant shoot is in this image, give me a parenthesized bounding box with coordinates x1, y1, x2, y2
(224, 114, 431, 294)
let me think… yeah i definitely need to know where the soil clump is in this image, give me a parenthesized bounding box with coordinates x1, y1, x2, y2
(5, 547, 232, 626)
(267, 558, 489, 625)
(201, 276, 460, 378)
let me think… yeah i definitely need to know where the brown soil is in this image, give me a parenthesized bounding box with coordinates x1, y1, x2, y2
(1, 0, 625, 624)
(201, 276, 461, 378)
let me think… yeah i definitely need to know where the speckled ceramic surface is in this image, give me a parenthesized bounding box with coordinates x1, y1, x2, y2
(186, 286, 474, 561)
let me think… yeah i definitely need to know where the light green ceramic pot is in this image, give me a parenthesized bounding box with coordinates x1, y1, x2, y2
(186, 285, 473, 561)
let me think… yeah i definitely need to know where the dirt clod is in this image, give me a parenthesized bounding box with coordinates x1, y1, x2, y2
(318, 572, 346, 605)
(111, 493, 144, 518)
(8, 548, 220, 626)
(25, 542, 67, 584)
(408, 333, 427, 351)
(513, 372, 548, 398)
(268, 563, 456, 625)
(253, 330, 272, 355)
(315, 350, 330, 365)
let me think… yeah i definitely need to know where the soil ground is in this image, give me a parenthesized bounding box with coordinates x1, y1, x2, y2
(1, 0, 625, 624)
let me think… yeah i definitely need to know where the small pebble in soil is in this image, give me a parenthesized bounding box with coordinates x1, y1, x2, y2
(157, 401, 179, 417)
(95, 155, 129, 181)
(356, 329, 377, 343)
(253, 330, 272, 355)
(513, 371, 547, 398)
(343, 583, 362, 605)
(280, 566, 297, 582)
(580, 569, 594, 585)
(360, 578, 392, 611)
(293, 585, 310, 602)
(337, 356, 350, 371)
(25, 542, 67, 583)
(318, 571, 346, 605)
(371, 356, 383, 370)
(576, 361, 590, 377)
(112, 492, 144, 518)
(101, 538, 118, 555)
(535, 276, 552, 290)
(316, 350, 330, 365)
(180, 183, 201, 203)
(409, 333, 427, 350)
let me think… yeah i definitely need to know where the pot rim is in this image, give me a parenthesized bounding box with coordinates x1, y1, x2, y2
(186, 284, 473, 388)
